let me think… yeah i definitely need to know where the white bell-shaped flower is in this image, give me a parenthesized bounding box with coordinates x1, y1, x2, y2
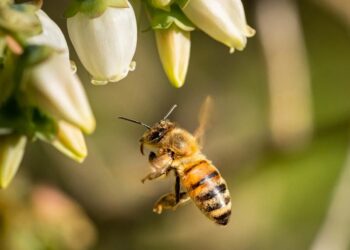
(182, 0, 255, 52)
(26, 53, 96, 134)
(67, 3, 137, 85)
(29, 9, 70, 59)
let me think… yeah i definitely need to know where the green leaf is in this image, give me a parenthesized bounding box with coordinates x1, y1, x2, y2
(0, 51, 16, 106)
(0, 97, 57, 141)
(65, 0, 129, 18)
(0, 45, 53, 109)
(148, 4, 194, 31)
(21, 45, 54, 68)
(30, 106, 58, 141)
(64, 1, 81, 18)
(79, 0, 108, 18)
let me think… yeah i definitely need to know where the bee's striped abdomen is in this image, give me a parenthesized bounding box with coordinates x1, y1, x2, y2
(182, 160, 231, 225)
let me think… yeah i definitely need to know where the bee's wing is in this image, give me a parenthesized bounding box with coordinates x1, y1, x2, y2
(194, 96, 213, 147)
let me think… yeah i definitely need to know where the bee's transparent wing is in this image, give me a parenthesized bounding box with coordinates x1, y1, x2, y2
(194, 96, 213, 147)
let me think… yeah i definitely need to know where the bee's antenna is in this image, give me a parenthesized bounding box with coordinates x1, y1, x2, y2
(163, 104, 178, 120)
(118, 116, 151, 129)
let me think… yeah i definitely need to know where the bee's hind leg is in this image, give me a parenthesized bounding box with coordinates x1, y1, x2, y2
(153, 173, 190, 214)
(153, 192, 190, 214)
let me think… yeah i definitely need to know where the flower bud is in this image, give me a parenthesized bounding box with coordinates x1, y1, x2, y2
(155, 25, 190, 88)
(26, 53, 96, 134)
(67, 2, 137, 85)
(28, 10, 70, 59)
(0, 1, 42, 37)
(49, 121, 87, 163)
(0, 134, 27, 188)
(181, 0, 255, 52)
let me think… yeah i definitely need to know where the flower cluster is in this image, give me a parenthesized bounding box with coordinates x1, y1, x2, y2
(65, 0, 255, 87)
(0, 0, 254, 188)
(145, 0, 255, 87)
(0, 1, 95, 188)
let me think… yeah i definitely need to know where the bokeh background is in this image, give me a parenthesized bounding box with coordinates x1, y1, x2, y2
(2, 0, 350, 249)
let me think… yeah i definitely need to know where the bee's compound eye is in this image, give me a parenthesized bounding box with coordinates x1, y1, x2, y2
(149, 128, 165, 142)
(149, 132, 160, 141)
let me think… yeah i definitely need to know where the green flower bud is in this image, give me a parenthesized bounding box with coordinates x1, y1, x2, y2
(0, 134, 27, 188)
(155, 25, 190, 88)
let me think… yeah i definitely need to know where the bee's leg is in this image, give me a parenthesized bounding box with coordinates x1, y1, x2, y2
(153, 170, 190, 214)
(141, 169, 170, 183)
(141, 152, 173, 183)
(175, 171, 181, 203)
(153, 192, 190, 214)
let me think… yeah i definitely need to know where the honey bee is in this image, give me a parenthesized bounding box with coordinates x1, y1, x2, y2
(119, 97, 231, 225)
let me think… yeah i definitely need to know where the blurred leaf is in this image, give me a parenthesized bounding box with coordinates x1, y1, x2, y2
(0, 2, 41, 38)
(0, 97, 57, 140)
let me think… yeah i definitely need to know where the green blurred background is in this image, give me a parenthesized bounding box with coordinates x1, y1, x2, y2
(2, 0, 350, 249)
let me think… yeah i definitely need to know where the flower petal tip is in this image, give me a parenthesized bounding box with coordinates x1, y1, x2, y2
(0, 135, 27, 189)
(70, 60, 77, 73)
(81, 118, 96, 135)
(246, 25, 256, 37)
(169, 77, 185, 88)
(51, 121, 89, 162)
(91, 78, 109, 85)
(129, 61, 136, 71)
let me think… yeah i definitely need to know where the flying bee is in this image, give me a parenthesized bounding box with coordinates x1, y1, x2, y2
(119, 97, 231, 225)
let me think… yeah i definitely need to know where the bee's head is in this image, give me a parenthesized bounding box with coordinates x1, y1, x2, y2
(139, 120, 175, 154)
(118, 105, 177, 155)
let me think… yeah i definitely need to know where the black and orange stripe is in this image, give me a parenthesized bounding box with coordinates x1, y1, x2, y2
(181, 159, 231, 225)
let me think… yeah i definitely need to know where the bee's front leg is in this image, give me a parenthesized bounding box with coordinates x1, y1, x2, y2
(141, 152, 173, 183)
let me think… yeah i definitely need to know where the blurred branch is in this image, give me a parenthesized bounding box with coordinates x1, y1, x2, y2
(316, 0, 350, 28)
(256, 0, 313, 150)
(310, 137, 350, 250)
